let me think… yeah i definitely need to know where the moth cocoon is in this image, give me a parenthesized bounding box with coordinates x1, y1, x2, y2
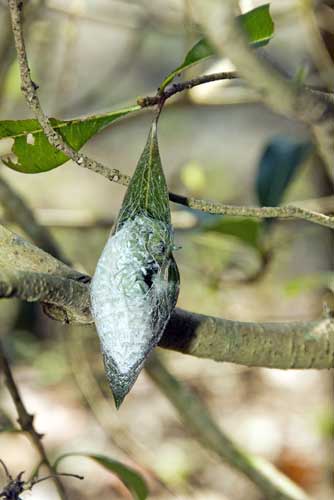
(91, 120, 179, 407)
(91, 214, 179, 407)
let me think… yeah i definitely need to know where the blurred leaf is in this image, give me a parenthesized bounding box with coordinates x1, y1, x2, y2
(256, 136, 312, 207)
(54, 453, 148, 500)
(202, 217, 263, 251)
(293, 63, 310, 86)
(284, 272, 333, 297)
(159, 4, 274, 90)
(0, 105, 140, 173)
(180, 161, 206, 193)
(3, 60, 21, 100)
(316, 409, 334, 439)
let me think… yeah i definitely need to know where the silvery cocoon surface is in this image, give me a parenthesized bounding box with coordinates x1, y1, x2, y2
(90, 121, 179, 407)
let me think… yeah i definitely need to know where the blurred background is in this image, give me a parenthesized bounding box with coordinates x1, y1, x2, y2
(0, 0, 333, 498)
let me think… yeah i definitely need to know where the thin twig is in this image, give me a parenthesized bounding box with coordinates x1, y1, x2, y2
(0, 342, 68, 500)
(169, 193, 334, 229)
(138, 71, 238, 107)
(31, 472, 84, 486)
(7, 0, 334, 231)
(0, 459, 12, 480)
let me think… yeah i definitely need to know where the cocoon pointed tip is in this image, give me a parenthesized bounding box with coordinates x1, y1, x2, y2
(112, 384, 129, 410)
(103, 353, 142, 409)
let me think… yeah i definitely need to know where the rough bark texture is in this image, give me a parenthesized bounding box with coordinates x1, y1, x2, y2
(160, 309, 334, 369)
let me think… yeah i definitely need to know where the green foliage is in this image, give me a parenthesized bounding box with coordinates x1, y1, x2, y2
(0, 105, 140, 173)
(54, 453, 148, 500)
(316, 409, 334, 439)
(202, 217, 263, 252)
(180, 161, 207, 193)
(240, 3, 274, 48)
(159, 4, 274, 91)
(116, 120, 170, 229)
(284, 272, 333, 297)
(255, 135, 311, 208)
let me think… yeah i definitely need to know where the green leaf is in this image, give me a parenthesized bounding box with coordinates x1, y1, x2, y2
(0, 105, 140, 173)
(54, 453, 148, 500)
(159, 38, 215, 91)
(202, 217, 263, 252)
(159, 4, 274, 91)
(239, 3, 274, 48)
(116, 120, 170, 229)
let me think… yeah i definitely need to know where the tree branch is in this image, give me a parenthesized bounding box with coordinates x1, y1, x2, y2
(160, 308, 334, 370)
(0, 232, 333, 369)
(7, 0, 334, 231)
(0, 341, 68, 500)
(137, 71, 238, 107)
(169, 194, 334, 229)
(145, 353, 311, 500)
(194, 0, 334, 181)
(0, 268, 91, 324)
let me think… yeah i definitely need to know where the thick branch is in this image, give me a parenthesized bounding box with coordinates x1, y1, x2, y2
(146, 353, 311, 500)
(0, 342, 68, 500)
(0, 237, 332, 370)
(0, 268, 90, 324)
(194, 0, 334, 180)
(160, 308, 334, 370)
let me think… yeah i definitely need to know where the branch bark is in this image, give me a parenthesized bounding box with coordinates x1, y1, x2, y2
(0, 268, 90, 324)
(194, 0, 334, 182)
(160, 308, 334, 370)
